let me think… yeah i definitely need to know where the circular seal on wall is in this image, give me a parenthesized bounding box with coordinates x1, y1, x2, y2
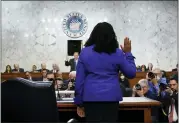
(62, 12, 88, 38)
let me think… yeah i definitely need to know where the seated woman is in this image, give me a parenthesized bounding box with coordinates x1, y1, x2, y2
(4, 65, 12, 73)
(119, 73, 130, 88)
(31, 65, 38, 73)
(141, 65, 147, 72)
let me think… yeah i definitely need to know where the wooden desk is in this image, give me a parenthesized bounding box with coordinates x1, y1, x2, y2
(1, 72, 173, 88)
(57, 97, 161, 123)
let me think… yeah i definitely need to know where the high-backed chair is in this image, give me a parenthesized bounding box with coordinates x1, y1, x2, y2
(1, 78, 59, 123)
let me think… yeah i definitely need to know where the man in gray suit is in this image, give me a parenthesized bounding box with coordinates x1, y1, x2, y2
(65, 52, 79, 72)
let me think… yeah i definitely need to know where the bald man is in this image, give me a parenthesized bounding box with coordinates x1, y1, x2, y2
(12, 64, 24, 73)
(38, 63, 49, 72)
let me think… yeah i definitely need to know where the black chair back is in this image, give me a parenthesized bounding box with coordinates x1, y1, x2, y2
(1, 78, 59, 123)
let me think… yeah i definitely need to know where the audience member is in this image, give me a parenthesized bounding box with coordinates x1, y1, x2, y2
(51, 64, 60, 73)
(64, 71, 76, 84)
(24, 71, 38, 81)
(141, 65, 147, 72)
(132, 79, 158, 122)
(132, 79, 158, 99)
(65, 52, 79, 72)
(146, 72, 159, 95)
(158, 75, 178, 123)
(4, 65, 12, 73)
(147, 63, 153, 72)
(119, 73, 130, 88)
(31, 65, 38, 73)
(38, 63, 49, 72)
(12, 64, 24, 73)
(66, 81, 75, 91)
(41, 69, 48, 81)
(136, 65, 141, 72)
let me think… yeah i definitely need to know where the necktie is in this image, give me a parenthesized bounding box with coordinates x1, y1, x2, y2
(168, 104, 174, 123)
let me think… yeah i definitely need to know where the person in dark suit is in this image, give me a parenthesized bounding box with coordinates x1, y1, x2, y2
(12, 64, 24, 73)
(65, 52, 79, 72)
(74, 22, 136, 122)
(159, 75, 178, 123)
(24, 71, 38, 81)
(119, 73, 130, 88)
(50, 63, 60, 73)
(38, 63, 49, 72)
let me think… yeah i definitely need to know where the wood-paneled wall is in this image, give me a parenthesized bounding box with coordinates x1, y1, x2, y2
(1, 72, 173, 88)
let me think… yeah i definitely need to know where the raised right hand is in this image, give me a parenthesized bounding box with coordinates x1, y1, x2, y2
(120, 37, 131, 53)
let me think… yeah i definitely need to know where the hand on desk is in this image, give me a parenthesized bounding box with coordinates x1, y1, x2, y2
(77, 107, 85, 117)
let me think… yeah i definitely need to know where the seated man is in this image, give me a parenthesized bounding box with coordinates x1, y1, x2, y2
(12, 64, 24, 73)
(24, 71, 38, 81)
(64, 71, 76, 84)
(51, 63, 60, 73)
(36, 69, 48, 81)
(38, 63, 49, 72)
(46, 72, 67, 91)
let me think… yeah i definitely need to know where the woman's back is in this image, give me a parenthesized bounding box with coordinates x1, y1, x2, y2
(75, 45, 136, 102)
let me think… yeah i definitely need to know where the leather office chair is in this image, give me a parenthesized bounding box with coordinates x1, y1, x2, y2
(1, 78, 59, 123)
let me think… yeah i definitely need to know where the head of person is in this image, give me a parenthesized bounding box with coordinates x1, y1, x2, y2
(141, 65, 146, 72)
(5, 65, 12, 72)
(69, 71, 76, 79)
(41, 63, 46, 69)
(55, 80, 64, 89)
(32, 65, 37, 71)
(136, 65, 141, 70)
(46, 72, 55, 81)
(73, 52, 79, 60)
(68, 81, 73, 88)
(42, 69, 47, 78)
(169, 75, 178, 92)
(152, 68, 162, 81)
(84, 22, 119, 54)
(52, 63, 59, 70)
(148, 63, 153, 70)
(14, 64, 19, 70)
(25, 71, 31, 79)
(137, 79, 149, 94)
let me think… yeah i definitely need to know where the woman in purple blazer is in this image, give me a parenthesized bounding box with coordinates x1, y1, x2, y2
(74, 22, 136, 122)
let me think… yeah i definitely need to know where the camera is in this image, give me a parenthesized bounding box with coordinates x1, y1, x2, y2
(135, 84, 141, 90)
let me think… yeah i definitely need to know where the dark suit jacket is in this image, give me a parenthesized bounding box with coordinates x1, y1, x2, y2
(65, 58, 77, 72)
(12, 68, 24, 73)
(50, 70, 59, 73)
(158, 91, 178, 122)
(37, 69, 49, 72)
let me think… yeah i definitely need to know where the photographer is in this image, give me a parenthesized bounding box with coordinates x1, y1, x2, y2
(132, 79, 158, 100)
(132, 79, 158, 122)
(146, 72, 159, 95)
(158, 75, 178, 123)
